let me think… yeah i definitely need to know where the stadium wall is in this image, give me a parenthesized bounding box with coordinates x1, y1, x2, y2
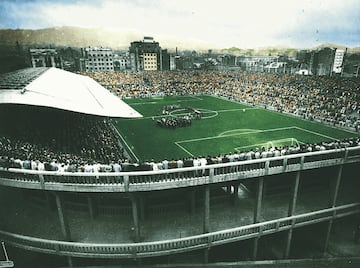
(0, 147, 360, 266)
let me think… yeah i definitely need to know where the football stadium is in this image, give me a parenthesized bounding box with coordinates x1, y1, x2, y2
(0, 67, 360, 267)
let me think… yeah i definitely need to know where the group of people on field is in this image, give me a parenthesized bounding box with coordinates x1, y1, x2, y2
(156, 105, 201, 129)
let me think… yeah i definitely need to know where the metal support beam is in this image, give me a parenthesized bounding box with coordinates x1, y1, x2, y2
(54, 192, 71, 241)
(203, 185, 210, 233)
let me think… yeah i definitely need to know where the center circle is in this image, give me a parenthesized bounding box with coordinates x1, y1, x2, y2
(169, 108, 218, 119)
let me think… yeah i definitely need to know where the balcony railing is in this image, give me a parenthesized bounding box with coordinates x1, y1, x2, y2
(0, 146, 360, 192)
(0, 203, 359, 258)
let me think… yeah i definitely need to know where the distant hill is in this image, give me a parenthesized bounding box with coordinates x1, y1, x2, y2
(0, 26, 358, 54)
(220, 46, 298, 57)
(220, 45, 360, 57)
(0, 26, 215, 51)
(0, 27, 140, 49)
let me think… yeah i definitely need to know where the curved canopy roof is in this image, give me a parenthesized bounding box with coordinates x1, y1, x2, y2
(0, 67, 142, 118)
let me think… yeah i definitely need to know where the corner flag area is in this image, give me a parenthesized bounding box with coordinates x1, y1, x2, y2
(114, 95, 359, 162)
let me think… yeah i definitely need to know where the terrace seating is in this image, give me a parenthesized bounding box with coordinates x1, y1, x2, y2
(0, 67, 48, 90)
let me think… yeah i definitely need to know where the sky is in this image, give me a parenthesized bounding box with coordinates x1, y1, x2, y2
(0, 0, 359, 49)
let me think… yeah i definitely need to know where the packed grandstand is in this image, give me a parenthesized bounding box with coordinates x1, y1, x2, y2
(0, 68, 360, 174)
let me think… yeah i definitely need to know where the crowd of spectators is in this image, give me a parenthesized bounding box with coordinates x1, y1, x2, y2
(84, 71, 360, 130)
(1, 70, 360, 174)
(0, 105, 127, 172)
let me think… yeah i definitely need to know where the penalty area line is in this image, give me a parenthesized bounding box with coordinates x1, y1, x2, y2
(295, 127, 339, 141)
(177, 126, 297, 144)
(174, 142, 195, 157)
(111, 123, 140, 162)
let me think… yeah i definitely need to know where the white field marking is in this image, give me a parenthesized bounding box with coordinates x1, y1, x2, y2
(176, 126, 297, 144)
(130, 101, 159, 105)
(219, 129, 260, 136)
(169, 108, 218, 119)
(213, 95, 360, 135)
(234, 137, 303, 151)
(130, 95, 202, 106)
(174, 142, 195, 157)
(215, 107, 259, 113)
(294, 126, 339, 141)
(112, 124, 140, 162)
(187, 95, 203, 101)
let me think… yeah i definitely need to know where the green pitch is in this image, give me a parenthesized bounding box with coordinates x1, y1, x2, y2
(114, 95, 358, 162)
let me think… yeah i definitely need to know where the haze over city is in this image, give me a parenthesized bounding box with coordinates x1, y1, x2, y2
(0, 0, 359, 49)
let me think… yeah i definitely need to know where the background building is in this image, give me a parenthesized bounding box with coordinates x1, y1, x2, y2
(129, 37, 168, 72)
(113, 52, 130, 71)
(79, 47, 114, 72)
(333, 49, 345, 74)
(29, 48, 63, 69)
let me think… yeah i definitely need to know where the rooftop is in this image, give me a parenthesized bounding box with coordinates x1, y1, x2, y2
(0, 67, 142, 118)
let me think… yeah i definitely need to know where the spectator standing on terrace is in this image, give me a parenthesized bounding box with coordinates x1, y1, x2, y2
(176, 158, 184, 168)
(162, 159, 169, 170)
(112, 161, 122, 172)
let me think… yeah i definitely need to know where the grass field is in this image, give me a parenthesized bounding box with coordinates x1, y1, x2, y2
(114, 95, 359, 162)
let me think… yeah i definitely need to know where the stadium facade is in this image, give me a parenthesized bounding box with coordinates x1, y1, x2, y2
(29, 49, 64, 69)
(0, 68, 359, 267)
(129, 36, 171, 72)
(79, 47, 115, 73)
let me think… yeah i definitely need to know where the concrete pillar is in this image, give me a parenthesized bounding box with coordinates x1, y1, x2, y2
(284, 171, 301, 258)
(139, 195, 146, 221)
(45, 191, 55, 211)
(323, 165, 343, 255)
(233, 183, 239, 205)
(67, 256, 74, 268)
(328, 165, 343, 208)
(253, 177, 264, 223)
(87, 195, 95, 219)
(203, 185, 210, 233)
(226, 185, 231, 194)
(54, 192, 71, 241)
(288, 171, 300, 216)
(189, 189, 196, 214)
(130, 194, 141, 242)
(252, 237, 259, 261)
(323, 220, 333, 257)
(203, 247, 209, 264)
(252, 177, 264, 260)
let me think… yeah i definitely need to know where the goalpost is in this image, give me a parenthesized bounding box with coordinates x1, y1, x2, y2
(235, 138, 300, 152)
(264, 138, 300, 149)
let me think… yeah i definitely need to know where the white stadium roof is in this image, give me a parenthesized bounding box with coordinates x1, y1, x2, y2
(0, 67, 142, 118)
